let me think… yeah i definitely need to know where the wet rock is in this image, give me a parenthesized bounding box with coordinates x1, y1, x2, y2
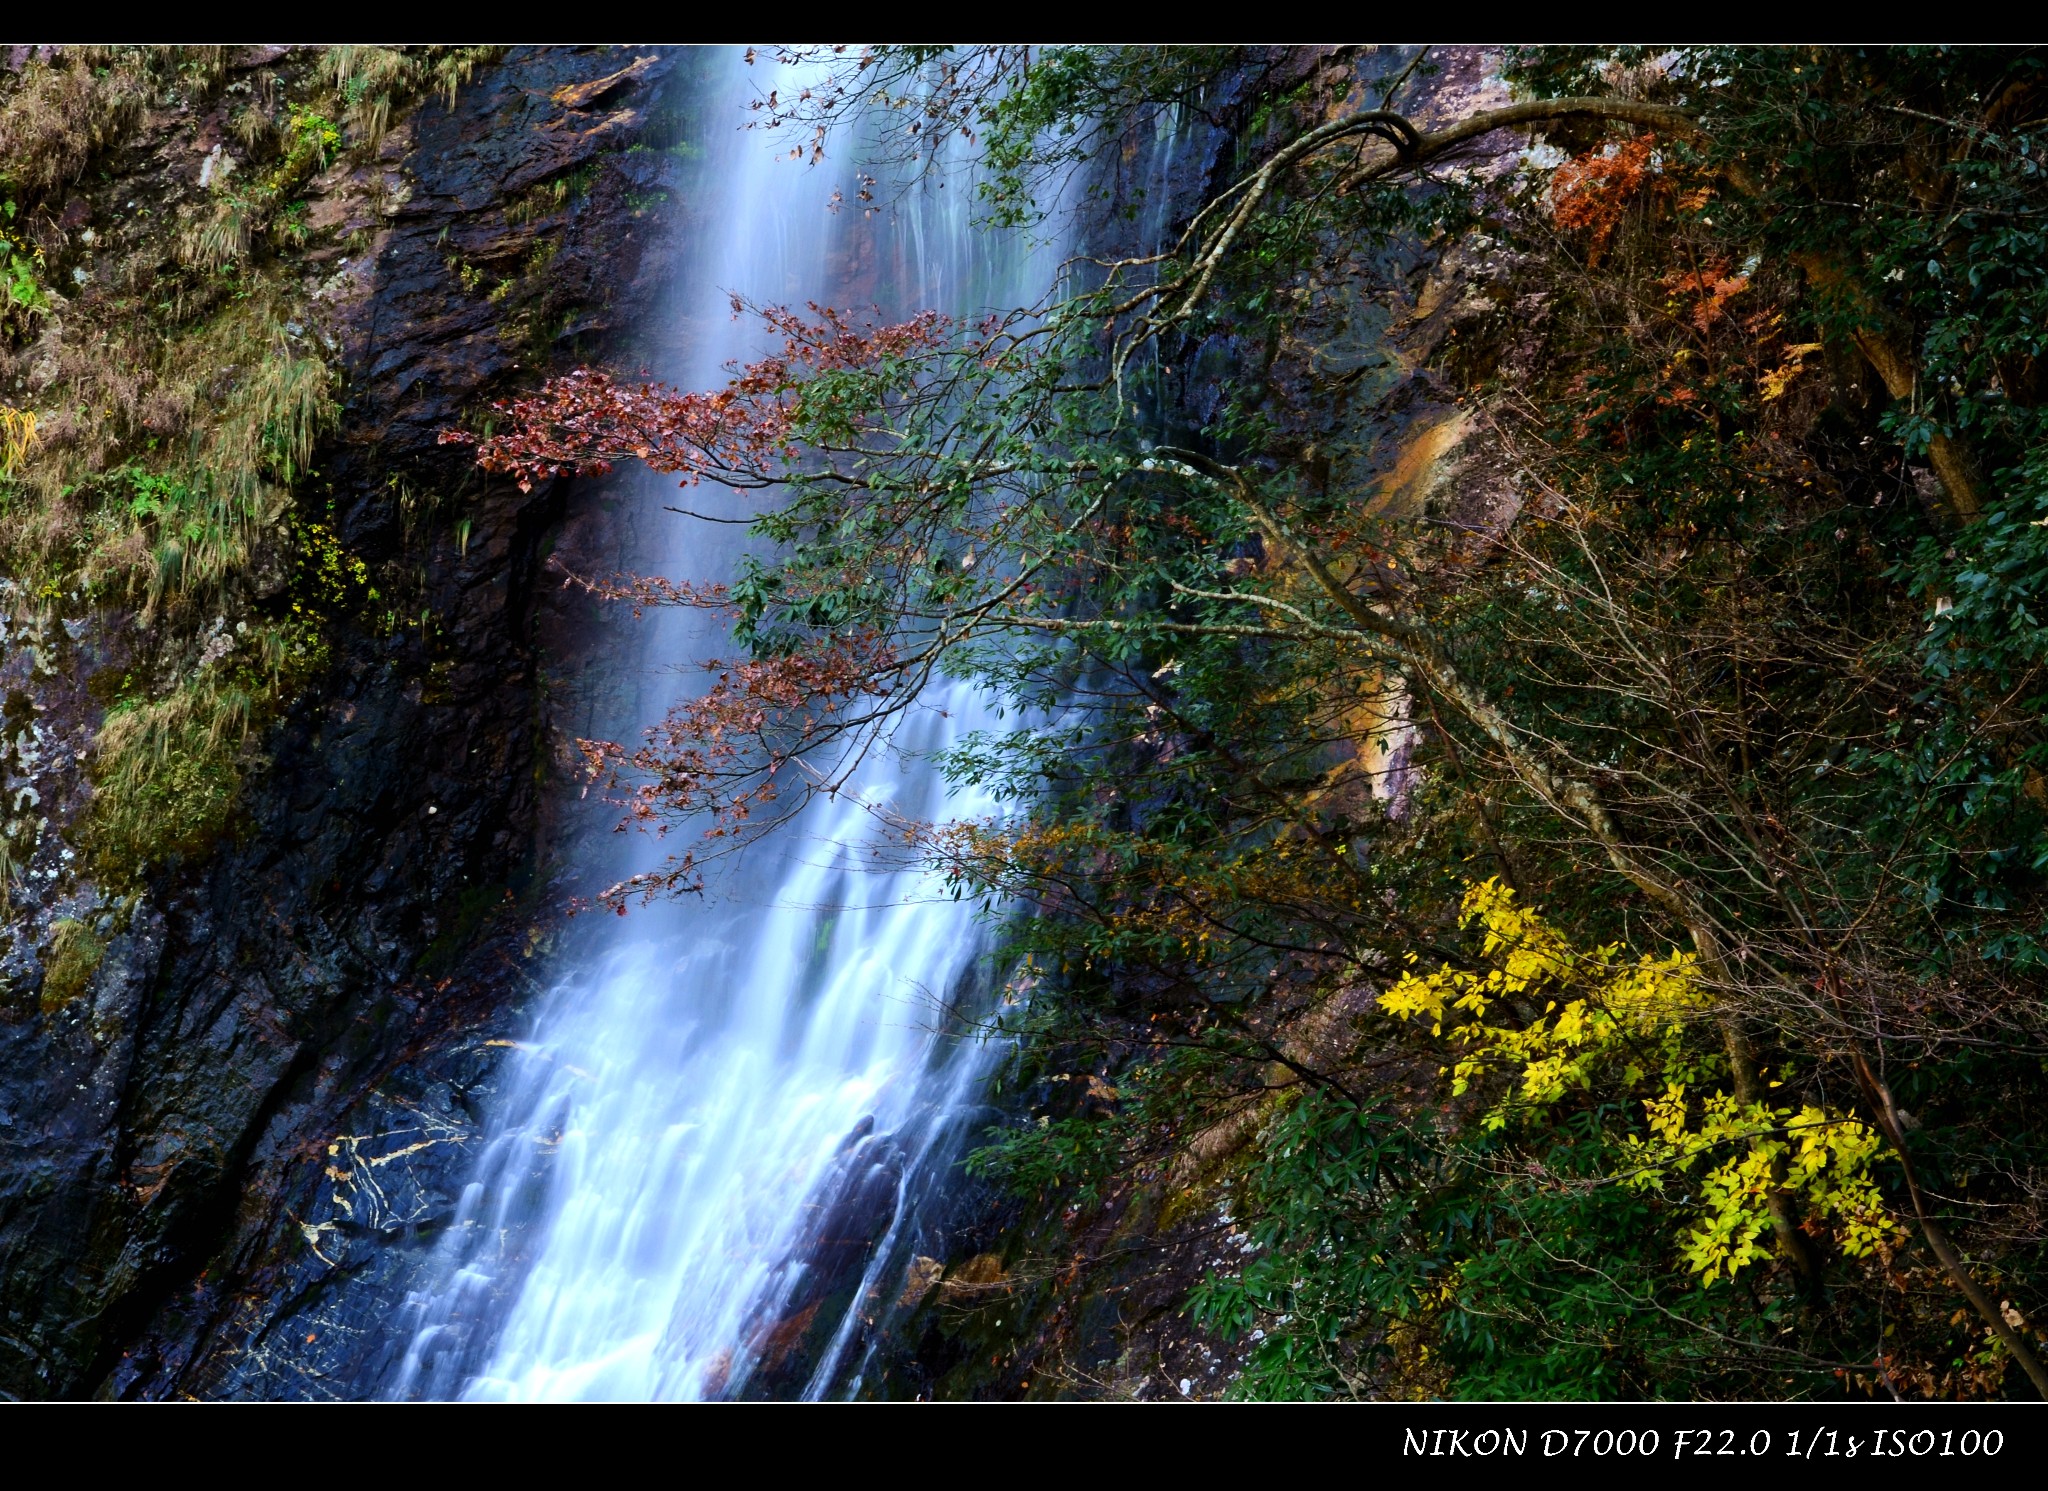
(0, 45, 685, 1401)
(897, 1255, 943, 1311)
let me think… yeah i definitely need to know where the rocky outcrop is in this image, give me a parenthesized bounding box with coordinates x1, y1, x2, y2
(0, 45, 684, 1400)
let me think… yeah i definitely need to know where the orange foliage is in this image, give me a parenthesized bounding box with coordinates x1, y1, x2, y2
(442, 302, 952, 492)
(1550, 135, 1660, 265)
(1662, 263, 1751, 333)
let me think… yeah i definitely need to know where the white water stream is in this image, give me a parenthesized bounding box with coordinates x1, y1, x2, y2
(385, 51, 1066, 1401)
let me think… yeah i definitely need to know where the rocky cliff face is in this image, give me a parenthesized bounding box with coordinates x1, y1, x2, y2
(0, 45, 686, 1399)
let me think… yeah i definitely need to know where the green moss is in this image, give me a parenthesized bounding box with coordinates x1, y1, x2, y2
(83, 677, 254, 881)
(81, 618, 328, 886)
(505, 160, 601, 225)
(40, 918, 103, 1011)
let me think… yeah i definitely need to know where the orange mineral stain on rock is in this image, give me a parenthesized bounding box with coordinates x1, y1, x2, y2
(1369, 407, 1473, 523)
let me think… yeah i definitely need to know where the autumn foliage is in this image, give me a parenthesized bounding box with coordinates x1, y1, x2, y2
(440, 301, 952, 492)
(579, 630, 899, 901)
(1549, 134, 1660, 264)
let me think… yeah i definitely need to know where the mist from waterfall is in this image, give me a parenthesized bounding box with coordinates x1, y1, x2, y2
(384, 48, 1068, 1402)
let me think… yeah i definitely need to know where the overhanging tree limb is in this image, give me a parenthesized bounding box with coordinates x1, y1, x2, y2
(1122, 92, 1987, 525)
(1107, 98, 1706, 381)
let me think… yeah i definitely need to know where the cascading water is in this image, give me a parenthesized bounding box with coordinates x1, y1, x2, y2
(384, 50, 1068, 1402)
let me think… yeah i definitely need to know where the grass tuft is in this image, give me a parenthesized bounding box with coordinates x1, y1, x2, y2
(40, 917, 103, 1011)
(83, 620, 327, 884)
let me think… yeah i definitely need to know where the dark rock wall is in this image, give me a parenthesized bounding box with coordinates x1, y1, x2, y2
(0, 45, 686, 1399)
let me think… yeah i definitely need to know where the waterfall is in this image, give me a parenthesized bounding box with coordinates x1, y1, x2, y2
(385, 49, 1066, 1402)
